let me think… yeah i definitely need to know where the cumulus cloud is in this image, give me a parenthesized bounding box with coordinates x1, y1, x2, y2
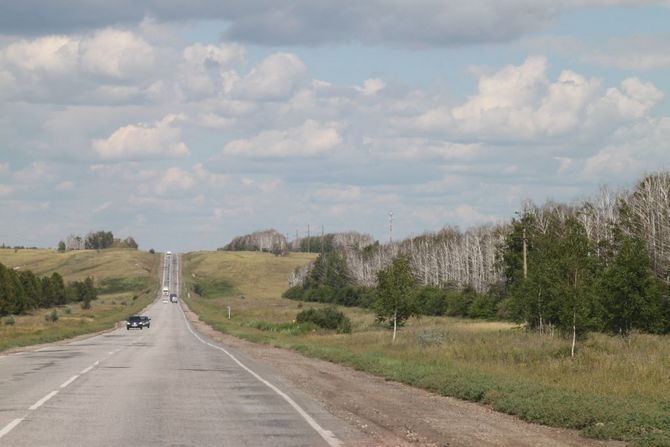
(222, 119, 341, 157)
(582, 118, 670, 179)
(79, 29, 155, 79)
(180, 42, 245, 96)
(232, 53, 307, 100)
(400, 56, 664, 140)
(92, 114, 190, 160)
(356, 78, 386, 96)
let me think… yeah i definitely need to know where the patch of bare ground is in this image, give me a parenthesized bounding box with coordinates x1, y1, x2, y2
(182, 304, 625, 447)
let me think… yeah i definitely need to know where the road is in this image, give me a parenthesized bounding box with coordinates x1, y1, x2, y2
(0, 254, 363, 446)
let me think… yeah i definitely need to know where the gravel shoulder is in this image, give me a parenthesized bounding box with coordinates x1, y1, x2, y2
(182, 304, 626, 447)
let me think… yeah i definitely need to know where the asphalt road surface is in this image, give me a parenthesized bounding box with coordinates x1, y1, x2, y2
(0, 254, 362, 447)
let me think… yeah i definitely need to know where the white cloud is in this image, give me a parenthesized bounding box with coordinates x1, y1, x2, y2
(356, 78, 386, 96)
(582, 117, 670, 179)
(313, 186, 362, 202)
(79, 29, 155, 79)
(2, 35, 79, 75)
(92, 114, 190, 160)
(181, 42, 245, 96)
(222, 119, 341, 157)
(400, 57, 664, 140)
(233, 53, 307, 100)
(153, 167, 195, 194)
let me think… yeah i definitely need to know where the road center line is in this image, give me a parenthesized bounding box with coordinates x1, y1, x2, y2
(180, 309, 343, 447)
(60, 375, 79, 388)
(29, 390, 58, 410)
(0, 418, 23, 439)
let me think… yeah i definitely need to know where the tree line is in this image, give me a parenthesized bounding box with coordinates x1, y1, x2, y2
(58, 231, 138, 251)
(220, 229, 374, 256)
(0, 263, 97, 316)
(287, 172, 670, 346)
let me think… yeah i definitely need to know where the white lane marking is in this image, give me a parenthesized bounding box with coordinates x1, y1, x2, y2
(0, 418, 23, 439)
(180, 310, 342, 447)
(29, 390, 58, 410)
(80, 360, 100, 375)
(60, 375, 79, 388)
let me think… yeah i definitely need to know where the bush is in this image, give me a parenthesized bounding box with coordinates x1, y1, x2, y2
(64, 306, 72, 314)
(4, 315, 15, 326)
(296, 307, 352, 333)
(80, 300, 91, 310)
(45, 310, 59, 323)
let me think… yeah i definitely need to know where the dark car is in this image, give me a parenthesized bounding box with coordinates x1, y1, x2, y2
(126, 315, 143, 330)
(169, 293, 178, 303)
(140, 315, 151, 328)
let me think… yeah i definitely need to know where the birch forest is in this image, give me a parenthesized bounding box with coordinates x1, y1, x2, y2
(286, 172, 670, 335)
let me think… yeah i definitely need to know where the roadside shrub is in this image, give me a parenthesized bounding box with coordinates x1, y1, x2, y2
(45, 310, 59, 323)
(3, 315, 15, 326)
(296, 307, 352, 333)
(64, 306, 72, 314)
(80, 300, 91, 310)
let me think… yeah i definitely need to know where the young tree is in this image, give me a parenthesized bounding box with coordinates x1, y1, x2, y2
(57, 241, 66, 252)
(599, 235, 662, 334)
(375, 256, 417, 342)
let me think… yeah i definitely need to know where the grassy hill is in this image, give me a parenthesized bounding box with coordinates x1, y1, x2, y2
(0, 248, 160, 351)
(183, 250, 670, 447)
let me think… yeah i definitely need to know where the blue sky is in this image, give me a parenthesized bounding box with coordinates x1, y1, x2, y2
(0, 1, 669, 251)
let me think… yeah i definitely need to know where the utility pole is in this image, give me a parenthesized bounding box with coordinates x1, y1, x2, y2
(389, 211, 393, 244)
(321, 225, 324, 254)
(307, 224, 311, 253)
(295, 229, 299, 251)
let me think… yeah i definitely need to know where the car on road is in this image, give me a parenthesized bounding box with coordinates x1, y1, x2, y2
(126, 315, 143, 330)
(170, 293, 178, 303)
(140, 315, 151, 328)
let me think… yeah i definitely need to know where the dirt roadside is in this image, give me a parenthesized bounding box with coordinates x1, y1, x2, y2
(182, 305, 625, 447)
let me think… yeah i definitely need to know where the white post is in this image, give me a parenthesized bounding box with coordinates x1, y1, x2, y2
(227, 306, 231, 319)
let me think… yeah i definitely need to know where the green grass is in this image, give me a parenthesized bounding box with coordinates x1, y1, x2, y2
(0, 248, 160, 351)
(182, 250, 670, 447)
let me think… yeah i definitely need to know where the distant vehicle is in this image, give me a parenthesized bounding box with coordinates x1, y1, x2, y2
(162, 287, 169, 296)
(126, 315, 143, 330)
(140, 316, 151, 328)
(166, 251, 172, 256)
(170, 293, 178, 303)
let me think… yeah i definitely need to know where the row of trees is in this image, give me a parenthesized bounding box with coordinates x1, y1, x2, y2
(0, 263, 97, 316)
(221, 229, 374, 256)
(58, 231, 138, 251)
(287, 172, 670, 345)
(220, 229, 289, 254)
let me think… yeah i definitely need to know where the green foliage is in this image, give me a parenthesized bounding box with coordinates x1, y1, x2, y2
(57, 241, 66, 252)
(85, 231, 114, 249)
(599, 235, 663, 334)
(375, 256, 417, 329)
(97, 276, 145, 294)
(296, 306, 352, 333)
(3, 315, 15, 325)
(45, 309, 59, 322)
(304, 251, 352, 289)
(502, 208, 669, 338)
(192, 279, 234, 298)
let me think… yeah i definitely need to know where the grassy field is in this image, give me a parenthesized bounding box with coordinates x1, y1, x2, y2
(183, 250, 670, 447)
(0, 248, 160, 351)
